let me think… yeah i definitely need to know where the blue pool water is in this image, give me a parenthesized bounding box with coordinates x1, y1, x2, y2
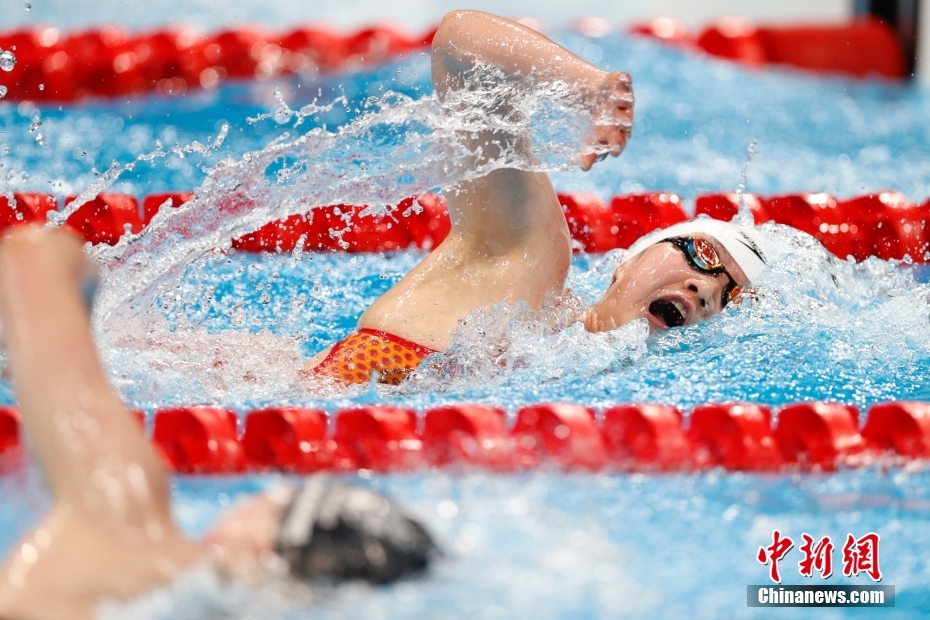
(2, 27, 930, 618)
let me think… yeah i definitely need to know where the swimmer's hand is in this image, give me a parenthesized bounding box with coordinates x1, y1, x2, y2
(580, 71, 634, 171)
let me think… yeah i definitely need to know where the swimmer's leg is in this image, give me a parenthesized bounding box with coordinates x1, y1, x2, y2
(0, 226, 196, 620)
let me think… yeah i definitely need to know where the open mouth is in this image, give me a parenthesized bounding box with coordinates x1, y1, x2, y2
(649, 299, 686, 328)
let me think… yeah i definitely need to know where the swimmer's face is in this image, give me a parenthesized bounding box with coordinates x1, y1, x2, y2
(583, 235, 750, 334)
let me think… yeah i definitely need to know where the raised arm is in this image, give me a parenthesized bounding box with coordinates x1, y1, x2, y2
(355, 11, 633, 350)
(426, 10, 633, 255)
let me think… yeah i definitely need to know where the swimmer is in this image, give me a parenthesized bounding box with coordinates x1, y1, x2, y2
(306, 10, 767, 386)
(0, 227, 437, 618)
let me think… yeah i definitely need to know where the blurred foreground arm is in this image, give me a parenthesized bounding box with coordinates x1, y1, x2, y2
(0, 226, 194, 619)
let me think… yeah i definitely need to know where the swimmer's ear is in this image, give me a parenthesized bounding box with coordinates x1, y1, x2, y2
(610, 260, 628, 285)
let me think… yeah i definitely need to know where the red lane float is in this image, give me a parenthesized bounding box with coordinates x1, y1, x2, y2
(628, 18, 691, 47)
(687, 403, 781, 470)
(0, 193, 58, 234)
(560, 193, 686, 252)
(4, 401, 930, 472)
(773, 402, 862, 470)
(0, 17, 906, 104)
(152, 406, 245, 473)
(142, 192, 193, 224)
(242, 407, 331, 472)
(694, 192, 765, 223)
(837, 193, 930, 261)
(64, 194, 142, 245)
(749, 192, 930, 262)
(511, 404, 605, 470)
(695, 18, 906, 79)
(278, 26, 348, 72)
(422, 405, 512, 469)
(331, 406, 423, 471)
(12, 189, 930, 263)
(631, 17, 906, 79)
(694, 191, 930, 263)
(861, 401, 930, 458)
(0, 407, 20, 454)
(232, 194, 451, 253)
(0, 23, 435, 103)
(601, 404, 690, 470)
(559, 193, 617, 252)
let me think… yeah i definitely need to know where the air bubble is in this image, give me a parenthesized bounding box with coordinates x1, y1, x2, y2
(25, 3, 31, 9)
(0, 50, 15, 72)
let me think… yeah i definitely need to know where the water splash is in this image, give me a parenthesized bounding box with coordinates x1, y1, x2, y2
(0, 50, 15, 73)
(407, 297, 648, 393)
(89, 71, 598, 336)
(732, 139, 757, 225)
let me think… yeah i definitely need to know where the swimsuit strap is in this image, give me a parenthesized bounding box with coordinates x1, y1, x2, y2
(312, 329, 437, 386)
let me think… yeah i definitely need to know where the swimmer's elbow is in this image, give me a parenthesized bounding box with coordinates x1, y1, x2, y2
(432, 11, 497, 65)
(432, 11, 494, 95)
(433, 10, 481, 51)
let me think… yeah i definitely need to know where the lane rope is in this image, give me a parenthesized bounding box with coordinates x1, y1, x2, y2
(0, 17, 904, 105)
(2, 401, 926, 473)
(0, 24, 435, 102)
(2, 190, 928, 262)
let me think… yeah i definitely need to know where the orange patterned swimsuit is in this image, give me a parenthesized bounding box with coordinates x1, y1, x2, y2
(312, 329, 437, 385)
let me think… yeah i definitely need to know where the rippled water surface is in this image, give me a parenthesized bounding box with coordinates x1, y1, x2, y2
(2, 27, 930, 619)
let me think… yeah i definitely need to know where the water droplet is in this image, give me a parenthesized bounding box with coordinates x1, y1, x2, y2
(0, 85, 6, 99)
(0, 50, 16, 72)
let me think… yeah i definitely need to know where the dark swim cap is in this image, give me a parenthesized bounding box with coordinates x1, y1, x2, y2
(275, 479, 439, 585)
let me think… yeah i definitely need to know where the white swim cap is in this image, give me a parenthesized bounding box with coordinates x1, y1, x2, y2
(622, 219, 768, 282)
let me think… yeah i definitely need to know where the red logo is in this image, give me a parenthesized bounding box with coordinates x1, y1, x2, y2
(757, 530, 794, 584)
(758, 531, 881, 582)
(842, 532, 882, 582)
(798, 534, 834, 579)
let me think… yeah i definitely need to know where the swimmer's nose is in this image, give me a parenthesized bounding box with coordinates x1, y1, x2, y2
(685, 278, 719, 319)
